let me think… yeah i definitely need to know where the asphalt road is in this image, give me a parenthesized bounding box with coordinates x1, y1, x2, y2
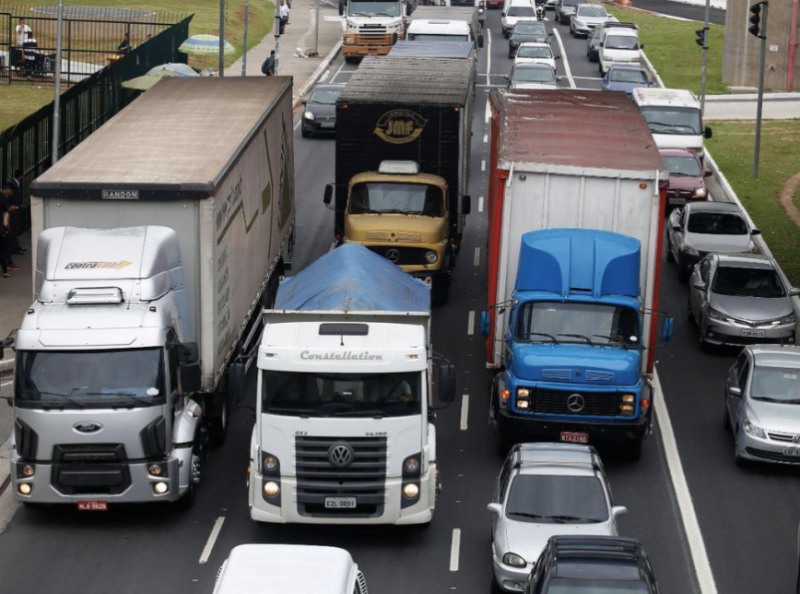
(0, 10, 793, 594)
(631, 0, 726, 25)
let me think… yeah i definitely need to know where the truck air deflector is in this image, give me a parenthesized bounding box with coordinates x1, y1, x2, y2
(515, 229, 641, 299)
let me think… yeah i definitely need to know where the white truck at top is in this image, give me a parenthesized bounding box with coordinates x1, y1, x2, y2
(632, 87, 713, 159)
(236, 244, 456, 524)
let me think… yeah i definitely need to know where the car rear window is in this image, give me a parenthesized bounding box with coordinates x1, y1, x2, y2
(517, 45, 553, 59)
(687, 212, 747, 235)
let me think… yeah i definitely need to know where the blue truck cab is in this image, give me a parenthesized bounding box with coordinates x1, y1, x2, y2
(484, 229, 664, 460)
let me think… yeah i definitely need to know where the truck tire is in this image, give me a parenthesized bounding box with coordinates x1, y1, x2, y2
(208, 391, 230, 447)
(433, 277, 450, 305)
(176, 426, 208, 511)
(344, 56, 359, 64)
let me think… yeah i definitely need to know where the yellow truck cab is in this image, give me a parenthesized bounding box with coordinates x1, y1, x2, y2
(342, 162, 452, 301)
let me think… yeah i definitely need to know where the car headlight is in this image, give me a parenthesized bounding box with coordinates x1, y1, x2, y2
(707, 307, 729, 322)
(574, 20, 584, 27)
(304, 111, 315, 121)
(425, 251, 438, 264)
(694, 187, 708, 198)
(743, 418, 766, 439)
(777, 313, 797, 325)
(503, 552, 527, 568)
(681, 245, 699, 256)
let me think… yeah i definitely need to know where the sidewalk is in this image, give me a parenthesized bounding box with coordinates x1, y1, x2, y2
(704, 93, 800, 120)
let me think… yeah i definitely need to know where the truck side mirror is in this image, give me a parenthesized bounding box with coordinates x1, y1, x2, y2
(478, 34, 485, 48)
(599, 41, 604, 47)
(640, 43, 645, 49)
(480, 311, 491, 336)
(179, 362, 201, 394)
(230, 361, 248, 407)
(661, 317, 674, 343)
(704, 126, 713, 139)
(0, 334, 16, 360)
(323, 184, 333, 205)
(461, 195, 471, 215)
(437, 364, 456, 404)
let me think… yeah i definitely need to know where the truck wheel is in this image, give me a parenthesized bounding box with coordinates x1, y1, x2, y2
(209, 393, 229, 447)
(344, 56, 359, 64)
(433, 277, 450, 305)
(722, 404, 731, 431)
(177, 441, 204, 511)
(620, 439, 642, 461)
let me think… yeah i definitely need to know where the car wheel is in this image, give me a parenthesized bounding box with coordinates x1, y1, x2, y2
(598, 61, 604, 74)
(723, 403, 731, 431)
(491, 573, 504, 594)
(697, 326, 709, 351)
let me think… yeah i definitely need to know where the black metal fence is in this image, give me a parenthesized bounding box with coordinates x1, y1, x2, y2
(0, 14, 192, 230)
(0, 2, 186, 85)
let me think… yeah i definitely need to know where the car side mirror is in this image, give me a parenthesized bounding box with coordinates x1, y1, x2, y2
(661, 317, 674, 342)
(323, 183, 333, 205)
(693, 281, 707, 292)
(0, 334, 14, 360)
(640, 43, 645, 49)
(554, 55, 561, 59)
(178, 361, 201, 394)
(548, 31, 554, 36)
(461, 195, 471, 215)
(487, 502, 502, 516)
(672, 224, 681, 231)
(704, 169, 713, 177)
(647, 79, 654, 85)
(729, 386, 742, 397)
(437, 364, 456, 404)
(751, 228, 761, 236)
(704, 126, 713, 139)
(503, 74, 509, 80)
(478, 34, 485, 48)
(599, 41, 604, 47)
(300, 98, 307, 105)
(611, 505, 628, 518)
(602, 76, 608, 84)
(789, 287, 800, 297)
(230, 361, 248, 407)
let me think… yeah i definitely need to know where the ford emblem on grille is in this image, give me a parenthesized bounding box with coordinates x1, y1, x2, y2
(73, 422, 103, 434)
(328, 442, 355, 467)
(566, 394, 585, 413)
(385, 248, 400, 263)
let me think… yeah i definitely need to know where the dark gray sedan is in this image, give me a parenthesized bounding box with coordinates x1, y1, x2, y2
(509, 22, 550, 58)
(301, 84, 345, 138)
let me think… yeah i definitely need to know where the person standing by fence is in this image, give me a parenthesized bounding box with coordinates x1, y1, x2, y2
(7, 170, 25, 256)
(0, 186, 14, 278)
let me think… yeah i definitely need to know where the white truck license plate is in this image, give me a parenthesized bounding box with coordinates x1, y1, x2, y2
(325, 497, 357, 509)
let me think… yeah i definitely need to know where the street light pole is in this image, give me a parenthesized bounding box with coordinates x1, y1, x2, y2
(275, 0, 281, 74)
(242, 0, 250, 76)
(219, 0, 225, 77)
(699, 0, 710, 115)
(51, 0, 64, 165)
(314, 0, 320, 55)
(753, 1, 769, 178)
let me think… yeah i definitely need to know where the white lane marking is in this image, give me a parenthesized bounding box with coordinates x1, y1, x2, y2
(479, 196, 484, 212)
(572, 75, 603, 80)
(330, 59, 347, 83)
(474, 247, 480, 267)
(483, 133, 488, 143)
(199, 517, 226, 564)
(481, 160, 486, 172)
(485, 96, 491, 123)
(653, 371, 719, 594)
(450, 528, 462, 571)
(485, 28, 492, 85)
(551, 28, 576, 89)
(477, 84, 505, 89)
(294, 118, 302, 131)
(460, 395, 469, 430)
(467, 311, 475, 335)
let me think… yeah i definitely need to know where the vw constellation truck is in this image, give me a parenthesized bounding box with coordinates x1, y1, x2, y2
(3, 78, 295, 508)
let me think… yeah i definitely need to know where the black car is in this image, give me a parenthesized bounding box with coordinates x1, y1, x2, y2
(301, 84, 345, 138)
(508, 22, 550, 58)
(586, 25, 601, 61)
(528, 536, 660, 594)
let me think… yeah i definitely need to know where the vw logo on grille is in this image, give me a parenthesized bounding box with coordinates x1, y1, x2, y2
(793, 434, 800, 444)
(73, 422, 102, 434)
(385, 248, 401, 263)
(566, 394, 585, 413)
(328, 442, 355, 467)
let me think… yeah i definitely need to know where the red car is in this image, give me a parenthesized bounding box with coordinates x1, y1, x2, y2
(486, 0, 504, 8)
(659, 148, 711, 213)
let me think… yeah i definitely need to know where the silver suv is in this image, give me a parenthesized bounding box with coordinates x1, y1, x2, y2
(487, 443, 627, 593)
(555, 0, 580, 25)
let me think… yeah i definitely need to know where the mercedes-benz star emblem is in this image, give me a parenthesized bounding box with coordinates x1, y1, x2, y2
(328, 442, 355, 468)
(566, 394, 585, 413)
(386, 248, 400, 263)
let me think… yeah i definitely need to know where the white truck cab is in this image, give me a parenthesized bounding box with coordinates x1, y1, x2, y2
(598, 22, 640, 74)
(502, 0, 539, 37)
(632, 88, 713, 159)
(407, 19, 472, 43)
(214, 545, 367, 594)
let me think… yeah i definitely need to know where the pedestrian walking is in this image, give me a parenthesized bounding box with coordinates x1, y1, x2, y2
(0, 186, 15, 278)
(279, 0, 290, 34)
(261, 51, 276, 76)
(7, 169, 26, 256)
(12, 18, 31, 68)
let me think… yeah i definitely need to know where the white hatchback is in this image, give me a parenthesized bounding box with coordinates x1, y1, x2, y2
(512, 42, 557, 71)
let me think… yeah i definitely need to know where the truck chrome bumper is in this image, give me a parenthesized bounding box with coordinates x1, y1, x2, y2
(496, 407, 651, 443)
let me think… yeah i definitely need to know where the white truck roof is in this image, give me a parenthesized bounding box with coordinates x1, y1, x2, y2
(632, 88, 700, 109)
(407, 19, 471, 34)
(215, 545, 358, 594)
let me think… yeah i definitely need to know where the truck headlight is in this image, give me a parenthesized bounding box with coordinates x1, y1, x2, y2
(403, 483, 420, 498)
(264, 481, 280, 497)
(18, 483, 32, 495)
(425, 251, 438, 264)
(148, 463, 164, 476)
(743, 418, 765, 439)
(503, 553, 526, 568)
(345, 36, 355, 44)
(517, 388, 530, 397)
(153, 481, 169, 495)
(304, 111, 315, 121)
(619, 404, 635, 415)
(22, 464, 35, 477)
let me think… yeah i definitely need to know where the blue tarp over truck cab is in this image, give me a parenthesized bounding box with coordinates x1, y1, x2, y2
(275, 244, 431, 312)
(515, 229, 641, 299)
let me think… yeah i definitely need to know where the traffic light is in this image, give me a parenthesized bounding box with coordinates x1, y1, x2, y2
(695, 28, 706, 48)
(749, 3, 762, 38)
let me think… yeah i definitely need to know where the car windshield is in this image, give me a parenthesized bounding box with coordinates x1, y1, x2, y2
(310, 88, 343, 105)
(262, 370, 422, 417)
(640, 106, 701, 135)
(687, 212, 747, 235)
(515, 23, 546, 34)
(16, 349, 165, 408)
(610, 68, 647, 83)
(349, 182, 445, 216)
(712, 266, 786, 298)
(663, 155, 701, 177)
(577, 6, 606, 16)
(751, 367, 800, 402)
(516, 301, 639, 348)
(605, 34, 639, 50)
(512, 66, 555, 83)
(348, 0, 401, 16)
(408, 33, 470, 42)
(545, 578, 650, 594)
(562, 0, 579, 6)
(506, 475, 608, 522)
(508, 6, 536, 16)
(518, 46, 553, 59)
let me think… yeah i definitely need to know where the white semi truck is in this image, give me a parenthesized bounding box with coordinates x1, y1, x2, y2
(236, 244, 455, 524)
(3, 78, 295, 508)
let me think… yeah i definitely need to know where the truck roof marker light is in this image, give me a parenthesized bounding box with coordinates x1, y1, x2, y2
(639, 183, 647, 189)
(150, 306, 157, 312)
(379, 161, 420, 175)
(501, 389, 510, 400)
(454, 107, 460, 112)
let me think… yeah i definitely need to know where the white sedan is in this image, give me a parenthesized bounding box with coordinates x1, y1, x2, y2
(512, 42, 558, 71)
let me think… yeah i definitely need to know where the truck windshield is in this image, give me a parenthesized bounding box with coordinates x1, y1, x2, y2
(516, 301, 639, 347)
(15, 348, 165, 408)
(640, 106, 701, 135)
(262, 370, 422, 417)
(350, 182, 445, 217)
(348, 0, 402, 17)
(408, 33, 470, 42)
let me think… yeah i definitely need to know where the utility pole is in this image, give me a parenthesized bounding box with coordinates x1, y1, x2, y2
(51, 0, 64, 165)
(242, 0, 250, 75)
(219, 0, 225, 77)
(274, 0, 281, 74)
(314, 0, 320, 55)
(748, 0, 768, 178)
(695, 0, 710, 115)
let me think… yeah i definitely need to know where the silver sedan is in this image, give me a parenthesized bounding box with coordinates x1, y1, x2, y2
(688, 253, 799, 349)
(724, 345, 800, 465)
(487, 443, 627, 592)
